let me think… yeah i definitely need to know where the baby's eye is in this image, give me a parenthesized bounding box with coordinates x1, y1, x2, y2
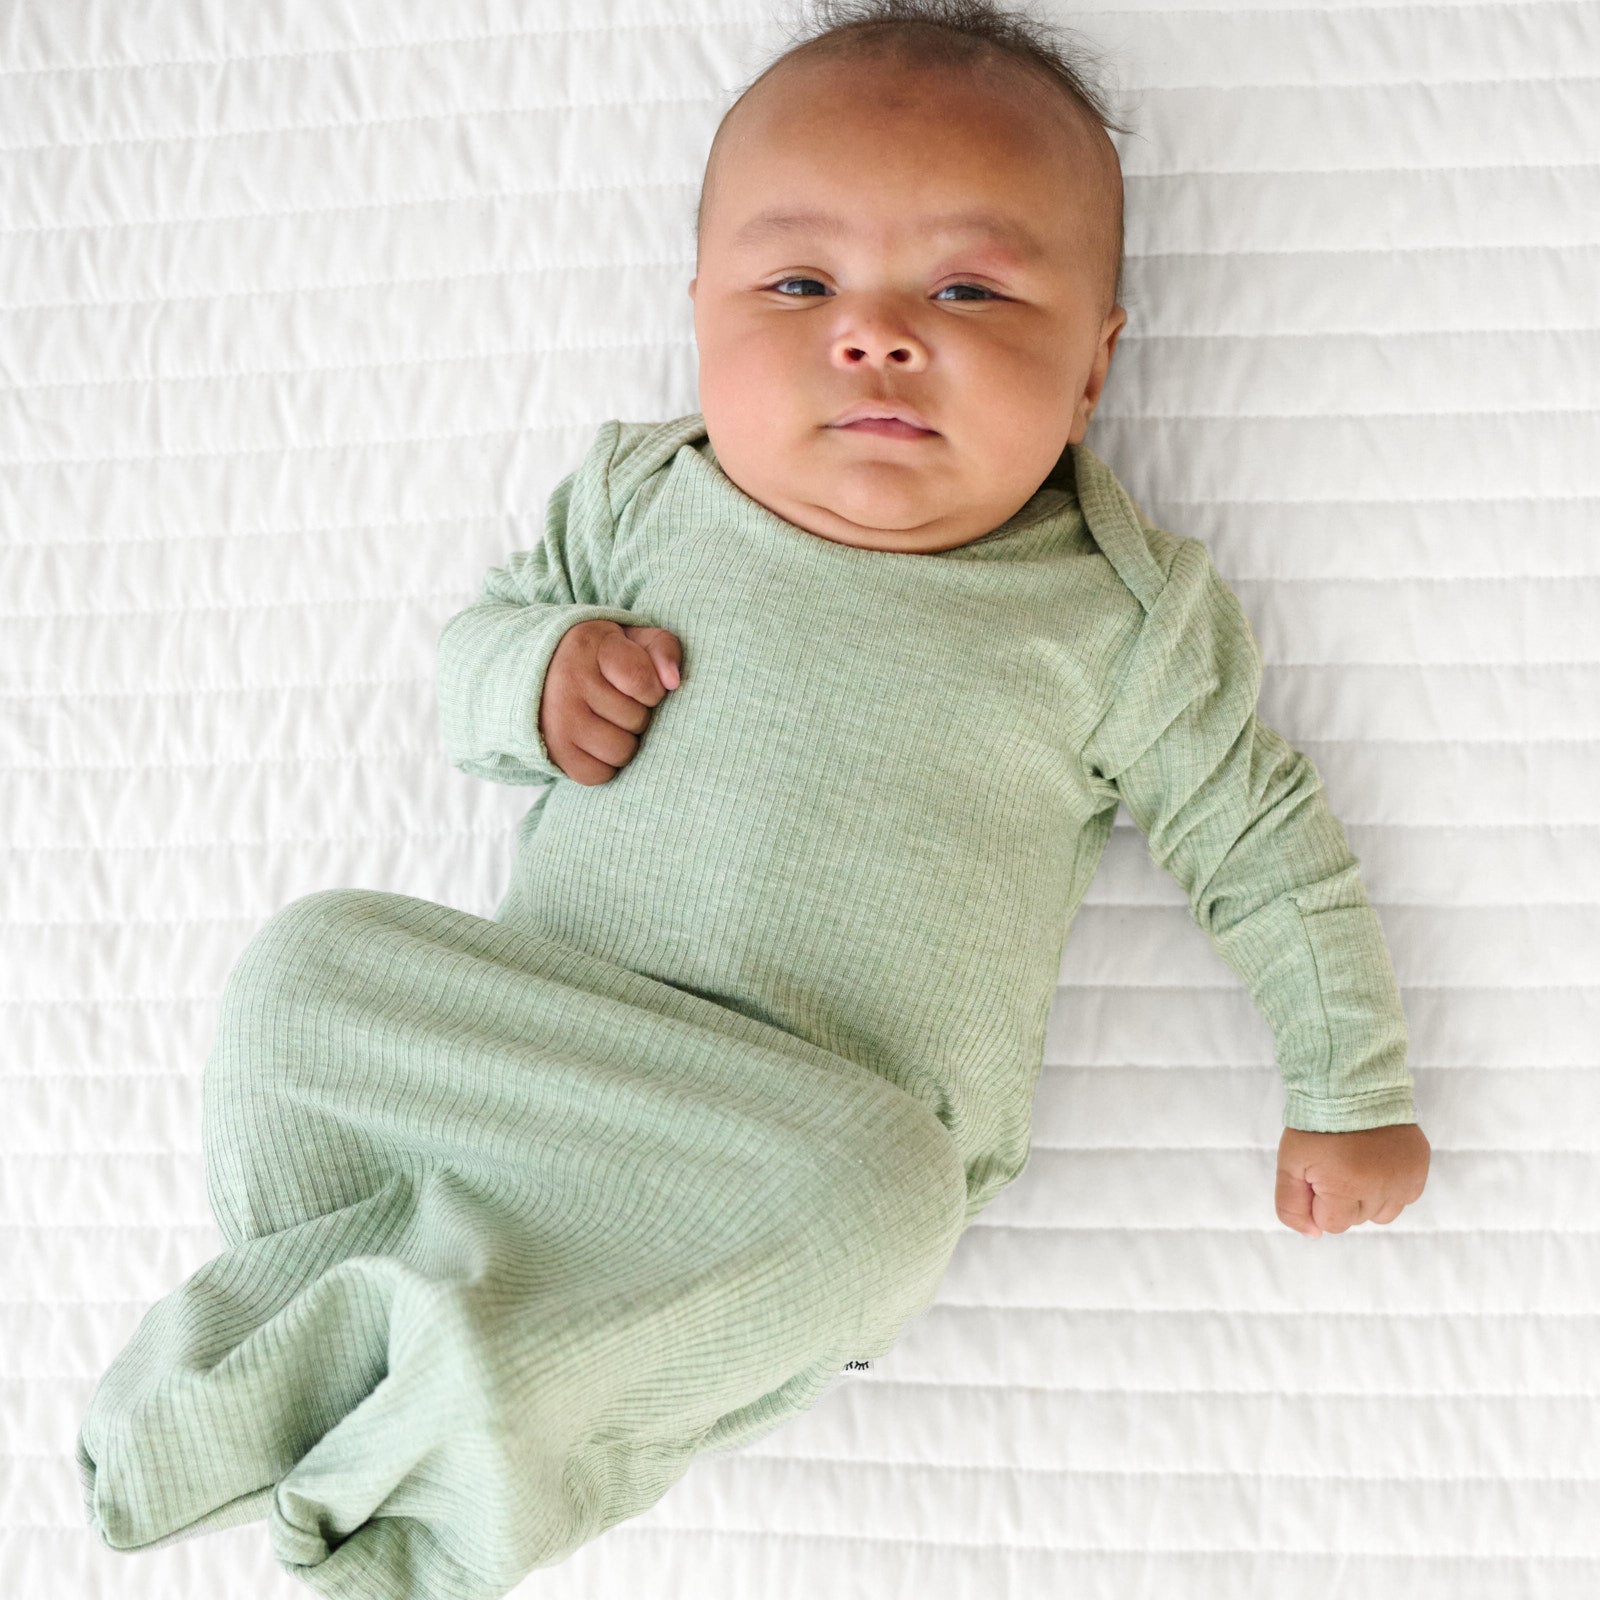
(764, 277, 999, 301)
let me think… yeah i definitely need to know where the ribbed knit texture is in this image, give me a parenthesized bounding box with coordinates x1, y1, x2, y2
(445, 412, 1415, 1152)
(75, 413, 1414, 1599)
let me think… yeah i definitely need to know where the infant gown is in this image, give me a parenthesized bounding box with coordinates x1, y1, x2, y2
(75, 414, 1416, 1599)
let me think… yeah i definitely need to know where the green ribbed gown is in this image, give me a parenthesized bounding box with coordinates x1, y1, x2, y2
(76, 413, 1416, 1598)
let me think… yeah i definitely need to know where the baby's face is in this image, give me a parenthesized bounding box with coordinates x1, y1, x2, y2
(689, 56, 1126, 554)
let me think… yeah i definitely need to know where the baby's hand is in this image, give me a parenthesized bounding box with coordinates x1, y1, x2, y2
(539, 620, 682, 785)
(1274, 1122, 1430, 1237)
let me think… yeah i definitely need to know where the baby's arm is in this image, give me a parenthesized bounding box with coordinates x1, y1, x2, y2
(1081, 536, 1417, 1136)
(435, 422, 657, 785)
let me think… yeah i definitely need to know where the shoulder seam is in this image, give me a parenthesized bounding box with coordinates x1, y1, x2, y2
(597, 418, 625, 525)
(1068, 441, 1177, 615)
(605, 413, 708, 518)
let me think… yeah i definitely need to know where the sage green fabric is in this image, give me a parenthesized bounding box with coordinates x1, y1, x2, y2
(75, 413, 1414, 1599)
(445, 412, 1415, 1151)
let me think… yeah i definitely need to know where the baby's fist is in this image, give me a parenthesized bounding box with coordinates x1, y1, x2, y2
(539, 620, 683, 785)
(1275, 1122, 1430, 1237)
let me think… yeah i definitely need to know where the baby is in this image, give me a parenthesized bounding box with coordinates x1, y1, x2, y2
(77, 4, 1431, 1595)
(453, 8, 1431, 1236)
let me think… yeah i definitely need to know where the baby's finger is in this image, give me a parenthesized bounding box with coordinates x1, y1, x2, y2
(548, 740, 618, 787)
(621, 625, 682, 694)
(1310, 1193, 1365, 1235)
(595, 631, 668, 708)
(565, 704, 641, 773)
(1273, 1165, 1320, 1236)
(580, 661, 654, 733)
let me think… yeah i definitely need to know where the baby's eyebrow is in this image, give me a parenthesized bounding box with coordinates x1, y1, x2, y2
(732, 206, 1046, 262)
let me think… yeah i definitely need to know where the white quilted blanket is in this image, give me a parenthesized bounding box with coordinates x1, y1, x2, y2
(5, 2, 1596, 1596)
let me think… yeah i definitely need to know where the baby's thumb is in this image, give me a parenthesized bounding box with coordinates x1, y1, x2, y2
(631, 627, 682, 692)
(1274, 1163, 1323, 1237)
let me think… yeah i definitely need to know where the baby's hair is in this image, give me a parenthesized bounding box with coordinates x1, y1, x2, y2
(694, 0, 1135, 314)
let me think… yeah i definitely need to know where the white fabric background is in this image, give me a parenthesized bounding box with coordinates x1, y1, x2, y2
(3, 2, 1596, 1595)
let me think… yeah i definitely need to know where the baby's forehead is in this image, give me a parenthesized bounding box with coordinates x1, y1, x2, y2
(720, 183, 1082, 268)
(701, 65, 1117, 280)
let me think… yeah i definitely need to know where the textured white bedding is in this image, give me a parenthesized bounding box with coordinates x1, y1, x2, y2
(5, 2, 1597, 1595)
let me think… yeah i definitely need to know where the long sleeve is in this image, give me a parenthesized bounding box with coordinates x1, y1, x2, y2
(1081, 535, 1416, 1134)
(436, 421, 655, 786)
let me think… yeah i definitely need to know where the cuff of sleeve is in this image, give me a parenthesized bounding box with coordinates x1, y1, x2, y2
(1283, 1084, 1417, 1133)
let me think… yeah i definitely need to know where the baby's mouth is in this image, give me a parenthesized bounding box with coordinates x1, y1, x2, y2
(831, 418, 938, 441)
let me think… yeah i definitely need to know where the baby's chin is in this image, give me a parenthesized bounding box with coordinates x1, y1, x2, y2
(776, 476, 1001, 552)
(717, 437, 999, 549)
